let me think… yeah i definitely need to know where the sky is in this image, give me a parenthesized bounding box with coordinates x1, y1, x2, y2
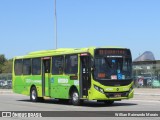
(0, 0, 160, 60)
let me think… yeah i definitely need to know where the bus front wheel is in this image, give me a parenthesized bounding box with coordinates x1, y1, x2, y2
(71, 91, 82, 106)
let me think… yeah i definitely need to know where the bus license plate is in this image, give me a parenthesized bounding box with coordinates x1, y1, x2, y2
(114, 93, 121, 97)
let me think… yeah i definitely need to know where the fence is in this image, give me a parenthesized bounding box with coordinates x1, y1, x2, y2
(0, 73, 12, 89)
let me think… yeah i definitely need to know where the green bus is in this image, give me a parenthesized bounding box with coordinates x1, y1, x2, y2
(12, 47, 134, 105)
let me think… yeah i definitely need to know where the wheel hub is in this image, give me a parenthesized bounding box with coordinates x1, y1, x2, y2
(73, 92, 78, 101)
(32, 90, 36, 100)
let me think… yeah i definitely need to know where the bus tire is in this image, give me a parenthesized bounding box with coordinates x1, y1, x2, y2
(30, 87, 38, 102)
(71, 90, 82, 106)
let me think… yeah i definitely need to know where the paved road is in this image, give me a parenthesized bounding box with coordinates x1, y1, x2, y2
(0, 88, 160, 120)
(0, 93, 160, 111)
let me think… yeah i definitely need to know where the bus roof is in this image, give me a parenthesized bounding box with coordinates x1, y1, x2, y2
(14, 46, 128, 59)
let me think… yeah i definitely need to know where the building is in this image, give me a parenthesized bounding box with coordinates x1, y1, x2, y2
(133, 51, 160, 88)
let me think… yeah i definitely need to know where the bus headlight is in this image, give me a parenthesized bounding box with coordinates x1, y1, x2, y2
(94, 85, 104, 94)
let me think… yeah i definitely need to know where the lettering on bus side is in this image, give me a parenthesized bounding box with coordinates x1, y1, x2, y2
(58, 78, 68, 84)
(26, 79, 41, 84)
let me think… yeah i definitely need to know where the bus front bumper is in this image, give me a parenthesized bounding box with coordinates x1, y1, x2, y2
(88, 89, 134, 100)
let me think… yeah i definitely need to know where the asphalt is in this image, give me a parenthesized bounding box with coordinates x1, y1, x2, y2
(0, 88, 160, 96)
(134, 88, 160, 96)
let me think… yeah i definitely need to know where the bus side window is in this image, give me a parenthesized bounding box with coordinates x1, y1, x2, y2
(23, 59, 31, 75)
(32, 58, 41, 75)
(65, 54, 78, 74)
(14, 59, 23, 75)
(52, 56, 64, 75)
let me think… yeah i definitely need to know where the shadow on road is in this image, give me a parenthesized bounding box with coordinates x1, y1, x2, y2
(17, 99, 137, 107)
(82, 101, 137, 107)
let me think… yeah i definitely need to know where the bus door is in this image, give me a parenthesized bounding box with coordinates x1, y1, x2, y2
(42, 57, 51, 97)
(80, 53, 91, 98)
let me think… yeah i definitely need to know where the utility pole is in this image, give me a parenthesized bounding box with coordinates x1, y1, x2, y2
(54, 0, 57, 49)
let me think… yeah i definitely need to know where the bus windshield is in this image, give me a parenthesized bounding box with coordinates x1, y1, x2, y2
(94, 49, 132, 80)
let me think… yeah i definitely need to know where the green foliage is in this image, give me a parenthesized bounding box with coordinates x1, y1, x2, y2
(0, 54, 6, 64)
(2, 59, 13, 73)
(0, 54, 7, 73)
(0, 54, 12, 74)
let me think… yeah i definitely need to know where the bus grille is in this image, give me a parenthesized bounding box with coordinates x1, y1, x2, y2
(105, 91, 129, 98)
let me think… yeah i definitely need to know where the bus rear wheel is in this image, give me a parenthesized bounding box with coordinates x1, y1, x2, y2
(71, 91, 82, 106)
(30, 87, 44, 102)
(30, 87, 38, 102)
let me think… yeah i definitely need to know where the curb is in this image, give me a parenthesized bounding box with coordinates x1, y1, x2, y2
(134, 93, 160, 96)
(0, 92, 13, 94)
(0, 90, 13, 94)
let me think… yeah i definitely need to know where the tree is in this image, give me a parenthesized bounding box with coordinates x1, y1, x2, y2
(2, 59, 13, 73)
(0, 54, 7, 73)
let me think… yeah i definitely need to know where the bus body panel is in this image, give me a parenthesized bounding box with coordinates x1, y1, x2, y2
(50, 75, 79, 99)
(13, 75, 43, 96)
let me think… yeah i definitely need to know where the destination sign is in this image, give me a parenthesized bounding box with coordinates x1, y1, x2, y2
(95, 49, 130, 56)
